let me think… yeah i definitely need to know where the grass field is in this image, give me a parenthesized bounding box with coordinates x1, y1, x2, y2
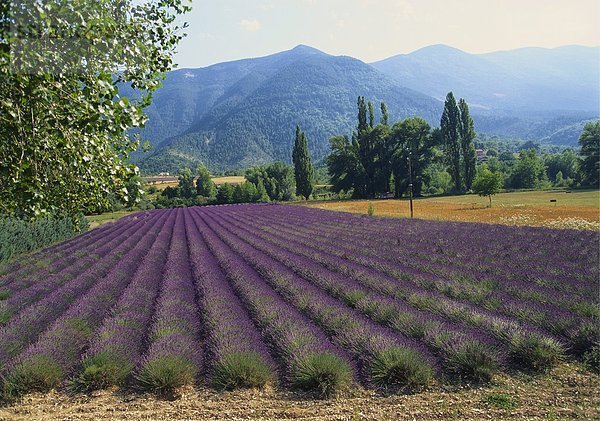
(303, 189, 600, 230)
(86, 211, 136, 229)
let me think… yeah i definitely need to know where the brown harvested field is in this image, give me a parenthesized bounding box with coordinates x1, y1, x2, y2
(303, 190, 600, 230)
(0, 363, 597, 420)
(211, 175, 246, 185)
(144, 176, 246, 191)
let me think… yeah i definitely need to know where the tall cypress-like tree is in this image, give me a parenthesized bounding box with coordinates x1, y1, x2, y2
(357, 96, 368, 134)
(368, 101, 375, 128)
(458, 98, 477, 190)
(381, 102, 389, 126)
(292, 125, 314, 200)
(441, 92, 462, 192)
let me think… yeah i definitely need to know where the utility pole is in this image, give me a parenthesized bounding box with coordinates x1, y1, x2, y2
(407, 152, 414, 218)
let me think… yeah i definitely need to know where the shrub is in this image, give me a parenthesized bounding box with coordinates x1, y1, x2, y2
(369, 347, 433, 390)
(291, 352, 352, 397)
(343, 290, 367, 307)
(3, 356, 63, 400)
(71, 352, 132, 391)
(509, 333, 564, 371)
(582, 346, 600, 374)
(570, 321, 600, 355)
(136, 355, 197, 393)
(367, 202, 374, 216)
(212, 352, 273, 391)
(444, 340, 499, 382)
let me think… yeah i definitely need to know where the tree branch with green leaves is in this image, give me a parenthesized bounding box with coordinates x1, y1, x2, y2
(0, 0, 191, 219)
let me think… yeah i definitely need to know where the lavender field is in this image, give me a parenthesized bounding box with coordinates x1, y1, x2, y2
(0, 205, 598, 399)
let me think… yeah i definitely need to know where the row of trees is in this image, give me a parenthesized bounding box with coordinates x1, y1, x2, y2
(155, 162, 298, 208)
(327, 95, 599, 199)
(153, 124, 318, 208)
(327, 94, 477, 199)
(156, 116, 597, 209)
(441, 93, 477, 191)
(472, 121, 599, 205)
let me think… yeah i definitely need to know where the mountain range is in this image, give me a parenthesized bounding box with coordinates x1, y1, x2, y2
(133, 44, 599, 174)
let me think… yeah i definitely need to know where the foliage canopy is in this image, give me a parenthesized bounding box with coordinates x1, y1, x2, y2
(578, 120, 600, 187)
(0, 0, 191, 218)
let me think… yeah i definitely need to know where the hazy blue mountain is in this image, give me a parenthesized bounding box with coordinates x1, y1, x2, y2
(137, 45, 441, 173)
(371, 44, 600, 113)
(135, 44, 599, 173)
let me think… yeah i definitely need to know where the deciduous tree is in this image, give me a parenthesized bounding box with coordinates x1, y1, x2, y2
(578, 120, 600, 187)
(472, 166, 503, 207)
(196, 164, 216, 198)
(0, 0, 191, 218)
(178, 168, 195, 199)
(391, 117, 436, 197)
(508, 149, 548, 189)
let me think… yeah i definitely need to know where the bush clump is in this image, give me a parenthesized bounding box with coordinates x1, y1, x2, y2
(444, 340, 499, 383)
(582, 346, 600, 374)
(71, 352, 131, 392)
(291, 352, 352, 397)
(212, 352, 273, 391)
(136, 355, 198, 393)
(2, 356, 63, 400)
(369, 347, 433, 391)
(509, 333, 564, 371)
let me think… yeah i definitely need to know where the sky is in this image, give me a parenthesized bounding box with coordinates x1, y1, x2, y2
(174, 0, 600, 68)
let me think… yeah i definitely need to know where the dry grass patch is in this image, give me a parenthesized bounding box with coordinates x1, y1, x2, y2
(304, 190, 600, 230)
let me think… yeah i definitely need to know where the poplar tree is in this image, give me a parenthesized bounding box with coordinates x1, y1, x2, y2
(357, 96, 369, 134)
(368, 101, 375, 128)
(292, 125, 314, 200)
(441, 92, 462, 192)
(458, 99, 477, 190)
(381, 102, 389, 126)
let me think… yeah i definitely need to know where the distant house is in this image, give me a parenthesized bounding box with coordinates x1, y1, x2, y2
(476, 149, 488, 162)
(158, 172, 170, 176)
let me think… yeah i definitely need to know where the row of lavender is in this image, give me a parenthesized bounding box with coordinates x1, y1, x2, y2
(229, 205, 598, 344)
(0, 205, 597, 400)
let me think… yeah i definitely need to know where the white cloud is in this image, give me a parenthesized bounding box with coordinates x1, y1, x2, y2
(239, 19, 262, 32)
